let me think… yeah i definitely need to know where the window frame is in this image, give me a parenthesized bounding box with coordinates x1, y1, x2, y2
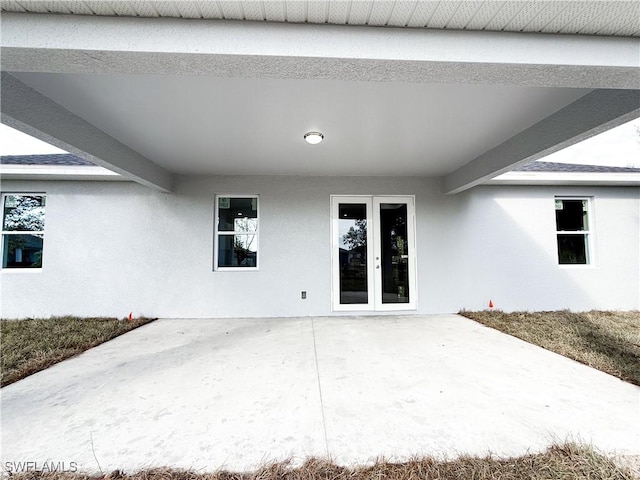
(1, 192, 46, 272)
(213, 194, 259, 271)
(554, 196, 594, 267)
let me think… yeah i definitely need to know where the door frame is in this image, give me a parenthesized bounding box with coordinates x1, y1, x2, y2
(330, 195, 418, 312)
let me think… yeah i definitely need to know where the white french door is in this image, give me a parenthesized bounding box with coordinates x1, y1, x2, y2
(331, 195, 417, 311)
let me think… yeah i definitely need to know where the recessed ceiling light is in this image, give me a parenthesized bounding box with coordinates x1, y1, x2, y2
(304, 132, 324, 145)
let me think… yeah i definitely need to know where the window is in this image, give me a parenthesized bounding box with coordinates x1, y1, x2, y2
(1, 194, 46, 269)
(555, 197, 591, 265)
(214, 196, 258, 270)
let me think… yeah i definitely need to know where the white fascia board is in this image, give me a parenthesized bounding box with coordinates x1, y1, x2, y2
(444, 89, 640, 194)
(1, 13, 638, 88)
(0, 164, 128, 181)
(1, 73, 173, 192)
(487, 171, 640, 186)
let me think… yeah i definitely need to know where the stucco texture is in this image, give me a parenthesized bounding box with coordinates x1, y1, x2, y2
(1, 177, 638, 318)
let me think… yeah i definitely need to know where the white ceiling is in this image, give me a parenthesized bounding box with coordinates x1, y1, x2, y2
(2, 0, 639, 37)
(1, 3, 637, 191)
(13, 72, 589, 176)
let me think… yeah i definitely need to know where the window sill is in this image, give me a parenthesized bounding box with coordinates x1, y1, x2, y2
(214, 267, 259, 272)
(1, 268, 43, 273)
(558, 264, 597, 269)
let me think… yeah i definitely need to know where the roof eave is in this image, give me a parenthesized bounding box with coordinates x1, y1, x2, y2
(0, 164, 127, 181)
(487, 171, 640, 186)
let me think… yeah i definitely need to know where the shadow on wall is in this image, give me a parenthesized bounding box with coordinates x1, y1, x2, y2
(445, 186, 630, 312)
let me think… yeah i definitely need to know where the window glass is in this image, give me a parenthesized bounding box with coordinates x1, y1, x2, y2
(217, 197, 257, 232)
(338, 203, 368, 304)
(380, 203, 409, 304)
(557, 234, 588, 265)
(555, 199, 588, 231)
(3, 195, 45, 231)
(217, 234, 257, 268)
(215, 196, 258, 269)
(2, 194, 46, 269)
(555, 198, 591, 265)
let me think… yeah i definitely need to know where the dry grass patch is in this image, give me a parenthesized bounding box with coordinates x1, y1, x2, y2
(460, 310, 640, 386)
(6, 443, 635, 479)
(1, 316, 155, 387)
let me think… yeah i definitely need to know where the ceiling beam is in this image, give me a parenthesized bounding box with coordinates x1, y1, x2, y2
(1, 13, 639, 89)
(443, 89, 640, 195)
(1, 73, 174, 192)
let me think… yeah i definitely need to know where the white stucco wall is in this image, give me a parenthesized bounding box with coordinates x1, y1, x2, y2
(1, 176, 638, 318)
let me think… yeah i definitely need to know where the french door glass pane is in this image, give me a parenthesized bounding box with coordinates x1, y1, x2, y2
(338, 204, 368, 304)
(380, 203, 409, 303)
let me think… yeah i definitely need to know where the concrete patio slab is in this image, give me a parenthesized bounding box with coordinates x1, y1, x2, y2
(1, 315, 638, 474)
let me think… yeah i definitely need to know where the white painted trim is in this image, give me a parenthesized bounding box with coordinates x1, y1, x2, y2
(213, 194, 259, 272)
(0, 164, 125, 181)
(373, 196, 417, 312)
(488, 171, 640, 186)
(0, 192, 46, 271)
(331, 195, 417, 312)
(330, 196, 374, 312)
(554, 196, 595, 267)
(0, 268, 42, 274)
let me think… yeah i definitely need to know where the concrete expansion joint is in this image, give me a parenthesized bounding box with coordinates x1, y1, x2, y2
(311, 317, 330, 457)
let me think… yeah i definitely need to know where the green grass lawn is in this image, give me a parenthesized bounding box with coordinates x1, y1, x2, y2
(1, 316, 155, 387)
(460, 310, 640, 386)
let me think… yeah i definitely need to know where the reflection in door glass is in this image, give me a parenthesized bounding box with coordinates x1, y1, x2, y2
(380, 203, 409, 303)
(339, 204, 368, 304)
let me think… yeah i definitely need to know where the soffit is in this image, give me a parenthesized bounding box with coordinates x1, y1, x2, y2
(1, 0, 639, 37)
(2, 1, 638, 191)
(11, 71, 589, 176)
